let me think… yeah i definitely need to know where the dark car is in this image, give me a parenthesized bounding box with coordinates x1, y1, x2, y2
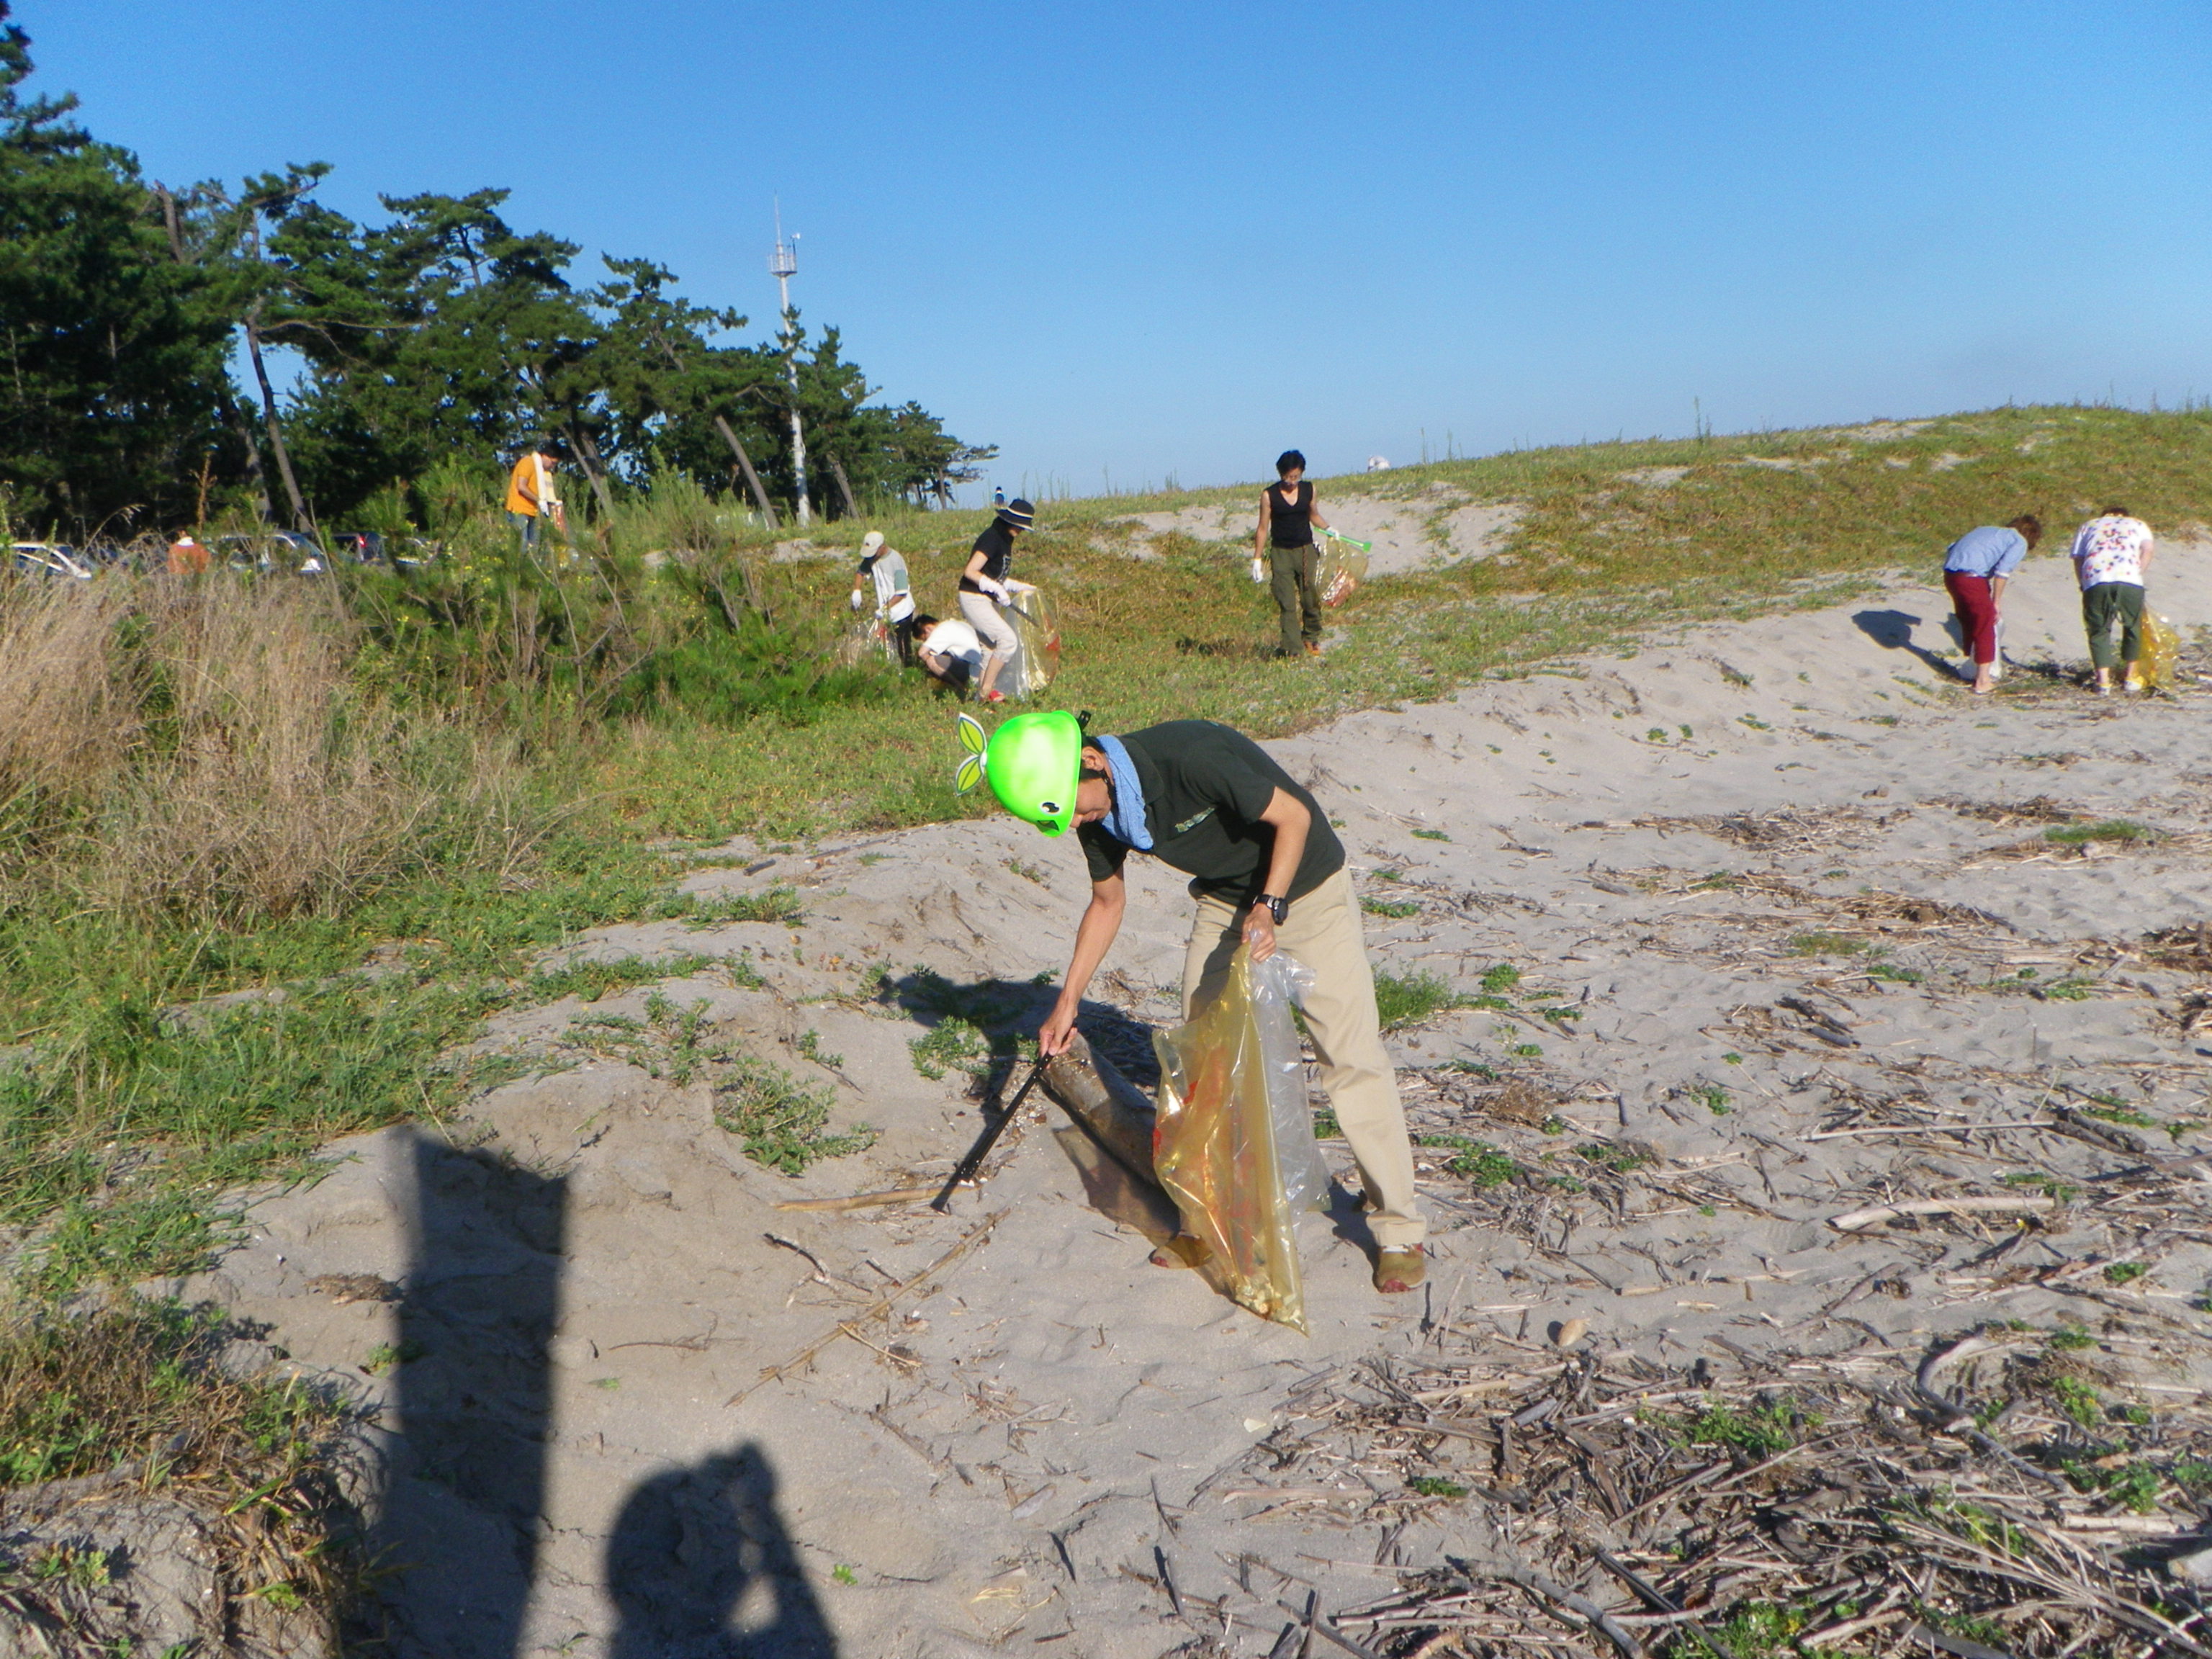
(328, 531, 385, 564)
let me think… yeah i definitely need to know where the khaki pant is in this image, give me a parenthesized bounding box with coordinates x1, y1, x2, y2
(1182, 868, 1424, 1247)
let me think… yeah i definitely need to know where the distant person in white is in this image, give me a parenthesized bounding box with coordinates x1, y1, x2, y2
(850, 531, 916, 662)
(912, 613, 986, 696)
(2069, 506, 2155, 696)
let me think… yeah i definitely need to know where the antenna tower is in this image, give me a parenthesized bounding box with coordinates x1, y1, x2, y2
(769, 199, 809, 526)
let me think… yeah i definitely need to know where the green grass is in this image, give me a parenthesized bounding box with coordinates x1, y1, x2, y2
(2044, 819, 2155, 845)
(1406, 1475, 1467, 1498)
(673, 884, 806, 927)
(2051, 1376, 2103, 1431)
(1417, 1135, 1519, 1187)
(0, 1299, 356, 1612)
(1663, 1395, 1818, 1459)
(1360, 895, 1420, 919)
(1786, 930, 1869, 957)
(1575, 1141, 1656, 1174)
(1372, 968, 1474, 1032)
(711, 1045, 875, 1175)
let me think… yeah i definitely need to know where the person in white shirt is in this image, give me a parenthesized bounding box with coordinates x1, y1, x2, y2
(849, 531, 916, 662)
(2069, 506, 2156, 695)
(912, 613, 986, 696)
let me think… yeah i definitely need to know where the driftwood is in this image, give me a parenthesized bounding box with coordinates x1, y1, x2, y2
(1043, 1030, 1159, 1185)
(1828, 1195, 2061, 1232)
(773, 1186, 939, 1213)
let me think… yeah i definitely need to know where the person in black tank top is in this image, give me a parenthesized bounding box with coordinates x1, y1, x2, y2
(1254, 450, 1333, 657)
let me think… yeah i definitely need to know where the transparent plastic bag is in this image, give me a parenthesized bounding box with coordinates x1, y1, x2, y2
(1151, 947, 1326, 1332)
(1006, 588, 1061, 697)
(2139, 611, 2179, 692)
(1316, 538, 1368, 608)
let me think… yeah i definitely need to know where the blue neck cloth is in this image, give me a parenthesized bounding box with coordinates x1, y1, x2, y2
(1094, 734, 1153, 850)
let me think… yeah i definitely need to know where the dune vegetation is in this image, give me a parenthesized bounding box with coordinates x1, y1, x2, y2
(4, 402, 2208, 1304)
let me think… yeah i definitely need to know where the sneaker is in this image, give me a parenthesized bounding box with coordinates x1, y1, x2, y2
(1304, 642, 1323, 657)
(1372, 1246, 1425, 1294)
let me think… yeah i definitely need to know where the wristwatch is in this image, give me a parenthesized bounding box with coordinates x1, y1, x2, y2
(1256, 894, 1289, 925)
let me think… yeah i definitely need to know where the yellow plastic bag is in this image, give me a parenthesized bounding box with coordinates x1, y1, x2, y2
(1316, 539, 1367, 608)
(1006, 588, 1062, 698)
(1151, 948, 1326, 1332)
(2139, 611, 2179, 692)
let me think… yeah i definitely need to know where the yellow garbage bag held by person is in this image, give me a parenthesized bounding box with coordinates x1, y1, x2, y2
(2139, 611, 2180, 692)
(1151, 946, 1329, 1332)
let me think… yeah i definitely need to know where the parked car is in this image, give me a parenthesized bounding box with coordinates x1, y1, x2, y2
(11, 541, 94, 580)
(210, 531, 328, 575)
(328, 531, 385, 564)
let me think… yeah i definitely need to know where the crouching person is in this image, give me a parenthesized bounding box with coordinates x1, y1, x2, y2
(966, 711, 1426, 1292)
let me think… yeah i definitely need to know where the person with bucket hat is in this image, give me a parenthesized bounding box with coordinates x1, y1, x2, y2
(957, 709, 1426, 1294)
(958, 498, 1037, 704)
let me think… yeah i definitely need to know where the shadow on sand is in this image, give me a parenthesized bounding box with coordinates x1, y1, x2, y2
(365, 1133, 832, 1655)
(1852, 606, 1965, 680)
(605, 1446, 835, 1658)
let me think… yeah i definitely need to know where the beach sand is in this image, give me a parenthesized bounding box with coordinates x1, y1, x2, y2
(170, 544, 2212, 1656)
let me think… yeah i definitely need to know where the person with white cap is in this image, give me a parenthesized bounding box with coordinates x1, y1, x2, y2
(850, 531, 916, 663)
(958, 498, 1037, 704)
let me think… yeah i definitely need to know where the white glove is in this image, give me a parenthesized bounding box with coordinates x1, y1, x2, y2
(850, 589, 864, 611)
(982, 578, 1010, 603)
(1250, 556, 1267, 584)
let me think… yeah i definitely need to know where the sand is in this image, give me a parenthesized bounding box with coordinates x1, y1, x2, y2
(1113, 485, 1521, 575)
(168, 542, 2212, 1656)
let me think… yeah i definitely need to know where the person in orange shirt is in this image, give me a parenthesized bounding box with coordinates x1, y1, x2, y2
(166, 532, 210, 575)
(504, 441, 566, 547)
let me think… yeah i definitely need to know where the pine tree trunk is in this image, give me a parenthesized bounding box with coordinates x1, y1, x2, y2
(563, 421, 620, 523)
(824, 454, 858, 521)
(713, 415, 780, 530)
(243, 310, 312, 533)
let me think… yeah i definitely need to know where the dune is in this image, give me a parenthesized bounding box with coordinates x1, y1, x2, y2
(168, 544, 2212, 1655)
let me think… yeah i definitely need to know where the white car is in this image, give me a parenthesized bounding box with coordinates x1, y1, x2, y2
(11, 542, 94, 580)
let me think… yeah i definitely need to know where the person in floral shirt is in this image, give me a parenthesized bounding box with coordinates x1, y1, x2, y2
(2069, 506, 2156, 695)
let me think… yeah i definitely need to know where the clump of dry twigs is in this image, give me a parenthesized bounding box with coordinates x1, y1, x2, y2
(1228, 1333, 2212, 1658)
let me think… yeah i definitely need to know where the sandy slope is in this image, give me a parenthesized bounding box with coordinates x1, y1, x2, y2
(173, 543, 2212, 1657)
(1116, 484, 1521, 575)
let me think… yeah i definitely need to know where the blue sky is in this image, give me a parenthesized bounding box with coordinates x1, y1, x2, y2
(27, 1, 2212, 498)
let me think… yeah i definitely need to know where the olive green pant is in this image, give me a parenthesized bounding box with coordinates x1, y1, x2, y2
(1181, 868, 1424, 1247)
(2082, 581, 2144, 672)
(1270, 543, 1321, 655)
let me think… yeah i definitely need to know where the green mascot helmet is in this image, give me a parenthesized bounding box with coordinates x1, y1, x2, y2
(956, 710, 1084, 837)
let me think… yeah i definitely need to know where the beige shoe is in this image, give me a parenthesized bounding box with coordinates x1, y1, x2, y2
(1372, 1246, 1425, 1294)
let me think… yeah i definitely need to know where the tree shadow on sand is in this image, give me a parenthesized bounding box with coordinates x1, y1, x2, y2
(605, 1445, 835, 1659)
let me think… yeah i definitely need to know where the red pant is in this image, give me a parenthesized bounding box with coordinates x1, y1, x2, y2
(1944, 571, 1998, 665)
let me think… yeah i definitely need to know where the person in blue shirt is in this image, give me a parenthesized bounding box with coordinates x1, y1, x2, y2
(1942, 515, 2039, 696)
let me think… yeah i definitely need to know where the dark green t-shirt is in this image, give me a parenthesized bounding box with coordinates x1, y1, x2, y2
(1077, 721, 1344, 904)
